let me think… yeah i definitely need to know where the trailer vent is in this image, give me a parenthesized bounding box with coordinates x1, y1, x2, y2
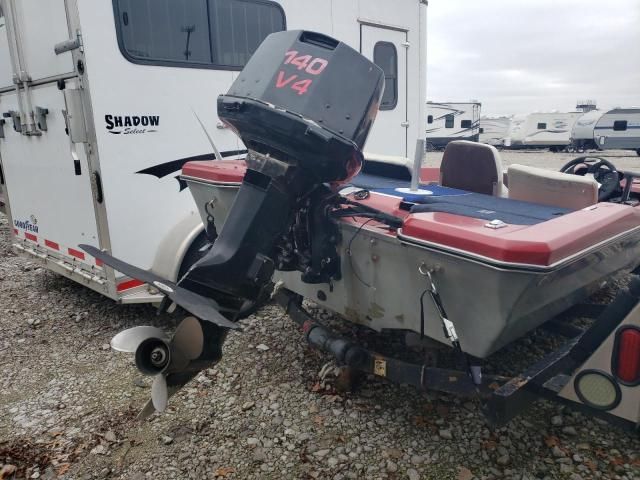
(612, 326, 640, 385)
(574, 370, 621, 411)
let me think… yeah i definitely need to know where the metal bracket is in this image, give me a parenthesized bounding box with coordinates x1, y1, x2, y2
(3, 110, 21, 133)
(54, 32, 83, 55)
(35, 106, 49, 132)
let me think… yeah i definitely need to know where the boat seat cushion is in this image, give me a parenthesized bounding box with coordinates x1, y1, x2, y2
(507, 164, 599, 209)
(410, 192, 572, 225)
(440, 140, 504, 196)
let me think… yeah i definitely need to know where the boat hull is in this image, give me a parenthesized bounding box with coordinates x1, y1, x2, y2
(184, 176, 640, 358)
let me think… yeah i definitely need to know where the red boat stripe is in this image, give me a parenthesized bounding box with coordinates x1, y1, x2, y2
(96, 259, 104, 267)
(25, 232, 37, 242)
(45, 239, 60, 250)
(68, 248, 85, 260)
(117, 279, 145, 292)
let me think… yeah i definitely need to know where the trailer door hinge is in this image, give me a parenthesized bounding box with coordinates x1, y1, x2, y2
(3, 111, 22, 133)
(401, 41, 410, 48)
(401, 121, 410, 128)
(54, 32, 83, 55)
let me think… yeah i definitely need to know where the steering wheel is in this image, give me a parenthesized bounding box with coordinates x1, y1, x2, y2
(559, 156, 621, 202)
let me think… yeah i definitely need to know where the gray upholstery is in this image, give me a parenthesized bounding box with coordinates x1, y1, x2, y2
(507, 164, 599, 210)
(440, 140, 503, 196)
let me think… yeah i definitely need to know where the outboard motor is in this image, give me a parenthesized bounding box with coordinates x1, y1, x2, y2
(180, 30, 384, 305)
(82, 30, 385, 415)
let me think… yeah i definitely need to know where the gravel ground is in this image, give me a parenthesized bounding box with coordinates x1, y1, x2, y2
(1, 151, 640, 480)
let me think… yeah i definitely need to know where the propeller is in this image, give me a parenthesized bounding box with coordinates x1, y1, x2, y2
(112, 317, 205, 416)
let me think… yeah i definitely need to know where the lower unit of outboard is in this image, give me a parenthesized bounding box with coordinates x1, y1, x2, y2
(82, 30, 385, 415)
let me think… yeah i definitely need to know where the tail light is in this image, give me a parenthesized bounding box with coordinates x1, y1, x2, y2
(612, 326, 640, 385)
(574, 370, 621, 410)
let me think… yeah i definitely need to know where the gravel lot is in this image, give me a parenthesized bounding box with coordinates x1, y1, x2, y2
(1, 150, 640, 480)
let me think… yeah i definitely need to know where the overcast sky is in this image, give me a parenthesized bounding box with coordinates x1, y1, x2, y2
(426, 0, 640, 116)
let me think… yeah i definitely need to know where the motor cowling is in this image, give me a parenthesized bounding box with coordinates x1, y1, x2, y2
(218, 30, 385, 184)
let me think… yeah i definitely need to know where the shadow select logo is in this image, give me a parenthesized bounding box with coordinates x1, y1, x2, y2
(14, 217, 38, 233)
(105, 115, 159, 135)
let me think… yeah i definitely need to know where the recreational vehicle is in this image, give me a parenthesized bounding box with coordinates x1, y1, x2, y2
(570, 109, 602, 151)
(593, 108, 640, 155)
(0, 0, 427, 303)
(425, 101, 481, 150)
(505, 112, 583, 151)
(479, 115, 510, 147)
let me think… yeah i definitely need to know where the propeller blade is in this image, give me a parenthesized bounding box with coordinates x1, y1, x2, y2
(171, 317, 204, 361)
(79, 244, 241, 331)
(151, 375, 169, 412)
(111, 326, 167, 353)
(137, 399, 156, 420)
(138, 371, 200, 419)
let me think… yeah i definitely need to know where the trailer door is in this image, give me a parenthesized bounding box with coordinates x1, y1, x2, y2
(0, 0, 100, 267)
(360, 24, 408, 159)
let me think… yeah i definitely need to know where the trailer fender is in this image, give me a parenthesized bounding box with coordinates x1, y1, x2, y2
(150, 212, 204, 282)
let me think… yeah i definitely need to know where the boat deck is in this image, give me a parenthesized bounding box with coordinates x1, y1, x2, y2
(181, 160, 640, 269)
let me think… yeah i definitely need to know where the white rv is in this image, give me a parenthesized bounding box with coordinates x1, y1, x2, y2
(425, 101, 481, 150)
(593, 108, 640, 155)
(0, 0, 428, 303)
(570, 109, 603, 151)
(479, 116, 510, 147)
(505, 112, 583, 151)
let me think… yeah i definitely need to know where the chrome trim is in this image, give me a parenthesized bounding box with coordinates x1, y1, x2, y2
(180, 176, 242, 188)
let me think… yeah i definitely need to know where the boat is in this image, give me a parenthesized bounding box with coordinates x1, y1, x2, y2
(82, 30, 640, 427)
(182, 157, 640, 360)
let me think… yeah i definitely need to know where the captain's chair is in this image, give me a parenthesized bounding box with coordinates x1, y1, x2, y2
(440, 140, 504, 196)
(507, 164, 599, 210)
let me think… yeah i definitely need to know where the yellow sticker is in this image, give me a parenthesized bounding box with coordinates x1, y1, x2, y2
(374, 358, 387, 377)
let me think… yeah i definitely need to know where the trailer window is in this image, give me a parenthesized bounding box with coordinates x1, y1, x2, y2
(113, 0, 286, 70)
(537, 122, 547, 129)
(427, 115, 433, 124)
(373, 42, 397, 111)
(479, 127, 484, 134)
(445, 114, 454, 129)
(461, 120, 472, 129)
(613, 120, 628, 131)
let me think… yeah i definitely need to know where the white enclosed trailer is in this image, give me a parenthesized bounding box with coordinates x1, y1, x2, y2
(0, 0, 428, 303)
(479, 116, 510, 147)
(505, 112, 582, 151)
(425, 101, 481, 150)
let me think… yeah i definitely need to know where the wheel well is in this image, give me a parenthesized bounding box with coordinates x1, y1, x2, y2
(177, 231, 209, 280)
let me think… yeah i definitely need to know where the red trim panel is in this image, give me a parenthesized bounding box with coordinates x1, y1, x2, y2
(182, 160, 247, 183)
(25, 232, 37, 242)
(402, 203, 640, 266)
(45, 239, 60, 250)
(117, 279, 145, 292)
(95, 259, 104, 267)
(13, 228, 18, 236)
(420, 167, 440, 183)
(68, 248, 86, 260)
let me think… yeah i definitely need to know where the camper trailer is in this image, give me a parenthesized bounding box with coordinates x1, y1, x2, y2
(505, 112, 583, 151)
(479, 115, 510, 147)
(425, 101, 481, 150)
(593, 108, 640, 155)
(570, 109, 603, 151)
(0, 0, 427, 303)
(571, 108, 640, 155)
